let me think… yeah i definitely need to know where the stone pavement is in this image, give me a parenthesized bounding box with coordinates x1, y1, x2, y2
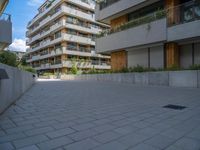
(0, 80, 200, 150)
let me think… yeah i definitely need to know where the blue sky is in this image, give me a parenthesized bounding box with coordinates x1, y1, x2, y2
(5, 0, 44, 51)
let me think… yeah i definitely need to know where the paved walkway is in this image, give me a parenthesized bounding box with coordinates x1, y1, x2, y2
(0, 80, 200, 150)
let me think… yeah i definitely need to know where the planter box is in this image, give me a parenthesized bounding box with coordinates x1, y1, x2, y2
(134, 73, 148, 85)
(169, 71, 198, 88)
(148, 72, 169, 86)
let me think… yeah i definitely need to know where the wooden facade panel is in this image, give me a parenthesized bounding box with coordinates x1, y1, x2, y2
(165, 0, 180, 26)
(111, 50, 127, 71)
(165, 42, 180, 68)
(110, 15, 128, 29)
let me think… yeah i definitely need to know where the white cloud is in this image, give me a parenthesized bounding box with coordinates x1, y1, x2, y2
(27, 0, 43, 6)
(9, 39, 29, 52)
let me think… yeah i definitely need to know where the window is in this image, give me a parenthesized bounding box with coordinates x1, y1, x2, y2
(68, 29, 77, 35)
(55, 31, 61, 39)
(67, 42, 77, 50)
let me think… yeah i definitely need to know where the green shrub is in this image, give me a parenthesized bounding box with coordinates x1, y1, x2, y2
(18, 65, 36, 74)
(189, 64, 200, 70)
(166, 65, 181, 71)
(0, 51, 17, 67)
(71, 64, 78, 75)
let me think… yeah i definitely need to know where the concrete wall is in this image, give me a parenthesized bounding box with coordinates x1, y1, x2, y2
(127, 45, 164, 68)
(0, 19, 12, 44)
(96, 18, 167, 53)
(0, 63, 35, 114)
(180, 44, 193, 68)
(168, 20, 200, 42)
(61, 70, 200, 88)
(95, 0, 161, 22)
(128, 48, 148, 68)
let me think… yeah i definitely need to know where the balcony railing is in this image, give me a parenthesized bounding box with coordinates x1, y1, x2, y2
(0, 13, 11, 21)
(168, 1, 200, 26)
(99, 0, 120, 10)
(97, 9, 166, 38)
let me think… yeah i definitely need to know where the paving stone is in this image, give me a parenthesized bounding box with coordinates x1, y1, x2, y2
(18, 145, 39, 150)
(172, 137, 200, 150)
(25, 126, 54, 136)
(0, 80, 200, 150)
(0, 130, 5, 136)
(113, 125, 139, 135)
(71, 123, 95, 131)
(0, 142, 14, 150)
(13, 135, 48, 149)
(186, 127, 200, 140)
(0, 133, 26, 144)
(6, 125, 34, 134)
(33, 120, 59, 128)
(64, 138, 99, 150)
(93, 131, 121, 143)
(144, 134, 175, 149)
(92, 124, 116, 133)
(160, 128, 187, 140)
(37, 136, 73, 150)
(117, 132, 148, 147)
(46, 127, 75, 139)
(69, 129, 98, 141)
(92, 141, 128, 150)
(129, 143, 160, 150)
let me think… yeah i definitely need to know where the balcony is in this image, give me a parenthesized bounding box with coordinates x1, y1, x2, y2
(63, 60, 111, 69)
(167, 1, 200, 41)
(66, 22, 101, 34)
(96, 11, 167, 53)
(27, 0, 61, 28)
(27, 33, 95, 53)
(68, 0, 95, 10)
(95, 0, 147, 22)
(28, 5, 95, 36)
(28, 21, 65, 45)
(0, 13, 12, 50)
(64, 34, 95, 45)
(62, 5, 95, 22)
(28, 8, 62, 35)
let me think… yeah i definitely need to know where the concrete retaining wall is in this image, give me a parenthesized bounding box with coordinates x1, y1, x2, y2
(0, 63, 36, 114)
(61, 70, 200, 88)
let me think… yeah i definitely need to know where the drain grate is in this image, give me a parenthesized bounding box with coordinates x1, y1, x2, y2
(163, 104, 187, 110)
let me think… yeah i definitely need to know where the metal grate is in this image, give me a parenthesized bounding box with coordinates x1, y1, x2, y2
(163, 104, 187, 110)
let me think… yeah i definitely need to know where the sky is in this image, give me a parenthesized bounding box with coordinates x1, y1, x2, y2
(5, 0, 45, 52)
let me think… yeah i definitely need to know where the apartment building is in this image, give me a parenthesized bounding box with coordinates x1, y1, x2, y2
(0, 0, 12, 51)
(26, 0, 111, 74)
(95, 0, 200, 71)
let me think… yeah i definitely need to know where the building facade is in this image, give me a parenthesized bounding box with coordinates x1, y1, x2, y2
(0, 0, 12, 51)
(26, 0, 111, 74)
(95, 0, 200, 71)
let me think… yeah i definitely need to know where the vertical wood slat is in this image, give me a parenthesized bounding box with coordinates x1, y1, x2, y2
(111, 50, 127, 71)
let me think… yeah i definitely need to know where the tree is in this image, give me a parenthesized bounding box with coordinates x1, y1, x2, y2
(19, 54, 28, 66)
(0, 51, 17, 67)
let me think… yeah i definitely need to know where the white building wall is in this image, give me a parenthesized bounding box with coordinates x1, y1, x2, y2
(127, 45, 164, 68)
(150, 46, 164, 68)
(128, 48, 148, 68)
(180, 44, 193, 68)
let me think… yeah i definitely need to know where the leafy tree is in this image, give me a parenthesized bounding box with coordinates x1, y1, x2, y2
(71, 63, 78, 74)
(19, 54, 28, 66)
(0, 51, 17, 67)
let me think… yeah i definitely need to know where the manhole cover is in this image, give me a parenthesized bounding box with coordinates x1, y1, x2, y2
(163, 104, 187, 110)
